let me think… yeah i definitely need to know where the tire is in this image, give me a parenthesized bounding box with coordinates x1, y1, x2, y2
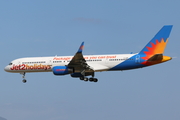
(22, 79, 27, 83)
(84, 77, 88, 81)
(89, 78, 94, 82)
(80, 77, 84, 80)
(93, 78, 98, 82)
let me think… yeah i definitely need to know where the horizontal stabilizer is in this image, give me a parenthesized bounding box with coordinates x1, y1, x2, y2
(147, 54, 163, 62)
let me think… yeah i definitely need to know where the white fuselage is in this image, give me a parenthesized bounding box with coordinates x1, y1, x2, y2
(4, 54, 136, 73)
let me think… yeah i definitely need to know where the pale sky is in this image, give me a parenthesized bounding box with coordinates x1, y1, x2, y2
(0, 0, 180, 120)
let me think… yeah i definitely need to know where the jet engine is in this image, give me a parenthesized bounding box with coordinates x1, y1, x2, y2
(52, 66, 73, 75)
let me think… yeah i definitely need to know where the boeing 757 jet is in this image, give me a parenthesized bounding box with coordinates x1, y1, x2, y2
(4, 25, 173, 83)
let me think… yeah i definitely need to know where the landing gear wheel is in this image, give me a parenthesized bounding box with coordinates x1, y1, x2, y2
(22, 79, 27, 83)
(89, 77, 98, 82)
(89, 78, 94, 82)
(84, 77, 88, 81)
(80, 77, 84, 80)
(93, 78, 98, 82)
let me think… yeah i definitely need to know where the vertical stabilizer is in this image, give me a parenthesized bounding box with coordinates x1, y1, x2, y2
(139, 25, 173, 55)
(139, 25, 173, 65)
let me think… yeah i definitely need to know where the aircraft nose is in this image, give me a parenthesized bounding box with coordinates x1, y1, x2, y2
(4, 66, 10, 72)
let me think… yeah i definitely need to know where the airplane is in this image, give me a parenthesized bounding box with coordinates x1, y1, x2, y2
(4, 25, 173, 83)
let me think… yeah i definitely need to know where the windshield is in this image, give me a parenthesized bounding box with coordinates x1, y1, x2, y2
(9, 63, 12, 65)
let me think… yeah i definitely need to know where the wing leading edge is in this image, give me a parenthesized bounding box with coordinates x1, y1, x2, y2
(68, 42, 95, 77)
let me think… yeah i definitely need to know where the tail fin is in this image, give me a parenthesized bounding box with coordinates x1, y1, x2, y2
(139, 25, 173, 65)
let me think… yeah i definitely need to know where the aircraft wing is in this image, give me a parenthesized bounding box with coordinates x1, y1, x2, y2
(87, 63, 109, 72)
(68, 42, 94, 76)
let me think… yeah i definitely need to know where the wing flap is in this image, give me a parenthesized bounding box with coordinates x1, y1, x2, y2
(88, 63, 109, 72)
(68, 42, 94, 75)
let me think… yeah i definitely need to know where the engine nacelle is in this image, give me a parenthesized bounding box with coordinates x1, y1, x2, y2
(71, 72, 92, 78)
(71, 73, 84, 78)
(52, 66, 73, 75)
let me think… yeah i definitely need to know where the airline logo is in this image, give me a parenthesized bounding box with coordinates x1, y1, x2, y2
(56, 69, 65, 71)
(10, 64, 52, 70)
(141, 38, 168, 65)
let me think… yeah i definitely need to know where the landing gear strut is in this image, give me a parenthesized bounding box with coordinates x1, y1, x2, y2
(79, 72, 98, 82)
(21, 72, 27, 83)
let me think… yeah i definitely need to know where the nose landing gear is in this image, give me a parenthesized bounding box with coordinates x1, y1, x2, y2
(21, 72, 27, 83)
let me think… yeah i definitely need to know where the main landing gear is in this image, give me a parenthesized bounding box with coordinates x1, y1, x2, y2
(21, 72, 27, 83)
(79, 77, 98, 82)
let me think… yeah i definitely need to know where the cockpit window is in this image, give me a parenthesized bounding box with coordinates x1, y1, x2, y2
(9, 63, 12, 65)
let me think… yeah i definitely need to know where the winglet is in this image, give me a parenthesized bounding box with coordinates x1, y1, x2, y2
(77, 42, 84, 53)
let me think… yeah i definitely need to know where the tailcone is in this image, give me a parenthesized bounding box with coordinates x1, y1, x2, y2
(161, 56, 172, 62)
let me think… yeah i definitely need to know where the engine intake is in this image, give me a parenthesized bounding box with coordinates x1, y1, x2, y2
(52, 66, 73, 75)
